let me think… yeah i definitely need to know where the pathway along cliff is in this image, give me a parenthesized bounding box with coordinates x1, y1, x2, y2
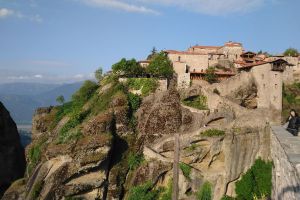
(0, 102, 26, 198)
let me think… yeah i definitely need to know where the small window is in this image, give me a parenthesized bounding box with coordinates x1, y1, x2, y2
(178, 56, 181, 62)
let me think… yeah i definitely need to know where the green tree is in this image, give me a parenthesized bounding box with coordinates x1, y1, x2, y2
(147, 47, 158, 60)
(95, 67, 103, 82)
(112, 58, 145, 77)
(56, 95, 65, 105)
(147, 52, 174, 78)
(204, 67, 217, 84)
(283, 48, 299, 57)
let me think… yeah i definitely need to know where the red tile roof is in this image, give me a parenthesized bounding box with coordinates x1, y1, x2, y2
(190, 45, 221, 49)
(164, 50, 207, 55)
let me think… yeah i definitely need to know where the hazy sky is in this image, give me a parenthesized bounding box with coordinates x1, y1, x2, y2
(0, 0, 299, 84)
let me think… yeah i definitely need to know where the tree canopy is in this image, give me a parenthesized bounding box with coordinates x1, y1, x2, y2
(112, 58, 145, 77)
(283, 48, 299, 57)
(147, 52, 174, 78)
(94, 67, 103, 82)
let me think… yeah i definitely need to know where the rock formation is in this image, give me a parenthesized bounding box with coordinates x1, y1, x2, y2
(0, 102, 26, 198)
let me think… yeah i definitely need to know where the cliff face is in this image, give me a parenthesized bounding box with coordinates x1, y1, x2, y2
(2, 77, 273, 200)
(0, 102, 26, 198)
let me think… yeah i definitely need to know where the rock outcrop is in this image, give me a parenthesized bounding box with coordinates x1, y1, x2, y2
(0, 102, 26, 198)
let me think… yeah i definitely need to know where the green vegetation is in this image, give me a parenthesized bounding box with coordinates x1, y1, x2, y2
(147, 52, 174, 78)
(185, 143, 199, 152)
(182, 95, 208, 110)
(220, 195, 235, 200)
(27, 137, 48, 175)
(127, 181, 162, 200)
(128, 93, 142, 112)
(226, 158, 273, 200)
(282, 83, 300, 120)
(160, 179, 172, 200)
(127, 78, 158, 97)
(56, 95, 65, 105)
(179, 162, 192, 180)
(204, 67, 217, 84)
(31, 181, 43, 200)
(196, 181, 212, 200)
(95, 67, 103, 83)
(200, 129, 225, 137)
(128, 152, 144, 170)
(112, 58, 145, 77)
(283, 48, 299, 57)
(147, 47, 158, 60)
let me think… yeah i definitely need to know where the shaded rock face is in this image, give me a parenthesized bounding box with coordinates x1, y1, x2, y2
(137, 89, 193, 145)
(0, 102, 26, 198)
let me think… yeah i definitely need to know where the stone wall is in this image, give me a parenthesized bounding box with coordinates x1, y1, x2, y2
(271, 126, 300, 200)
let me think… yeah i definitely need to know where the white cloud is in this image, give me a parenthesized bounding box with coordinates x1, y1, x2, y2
(0, 8, 14, 18)
(139, 0, 270, 15)
(34, 74, 43, 78)
(79, 0, 160, 15)
(0, 7, 42, 22)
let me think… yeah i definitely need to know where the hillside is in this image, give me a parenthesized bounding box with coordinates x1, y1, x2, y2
(2, 72, 274, 200)
(0, 82, 83, 123)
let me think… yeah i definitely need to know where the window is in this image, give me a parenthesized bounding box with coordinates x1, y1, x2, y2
(178, 56, 181, 62)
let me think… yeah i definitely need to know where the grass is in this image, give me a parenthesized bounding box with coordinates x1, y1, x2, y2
(197, 181, 212, 200)
(200, 129, 225, 137)
(31, 180, 43, 200)
(27, 136, 48, 175)
(127, 78, 158, 96)
(127, 181, 162, 200)
(179, 162, 192, 180)
(182, 95, 208, 110)
(127, 152, 144, 170)
(185, 143, 199, 152)
(160, 179, 172, 200)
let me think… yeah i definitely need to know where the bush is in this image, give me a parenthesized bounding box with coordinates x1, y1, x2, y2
(128, 152, 144, 170)
(185, 143, 199, 152)
(182, 95, 208, 110)
(201, 129, 225, 137)
(235, 158, 272, 200)
(179, 162, 192, 180)
(127, 181, 161, 200)
(204, 67, 217, 84)
(112, 58, 145, 77)
(283, 48, 299, 57)
(31, 180, 43, 200)
(147, 52, 174, 78)
(221, 195, 235, 200)
(72, 80, 98, 103)
(160, 179, 172, 200)
(127, 78, 158, 97)
(197, 181, 212, 200)
(128, 93, 142, 112)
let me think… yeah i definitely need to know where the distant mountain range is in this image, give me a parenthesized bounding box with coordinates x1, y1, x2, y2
(0, 82, 83, 124)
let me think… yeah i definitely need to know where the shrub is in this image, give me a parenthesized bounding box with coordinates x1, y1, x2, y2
(31, 180, 43, 200)
(283, 48, 299, 57)
(127, 181, 161, 200)
(221, 195, 235, 200)
(185, 143, 199, 152)
(127, 78, 158, 97)
(147, 52, 174, 78)
(182, 95, 208, 110)
(179, 162, 192, 180)
(160, 179, 172, 200)
(197, 181, 212, 200)
(128, 152, 144, 170)
(204, 67, 217, 84)
(201, 129, 225, 137)
(235, 158, 272, 200)
(128, 93, 142, 112)
(72, 80, 98, 103)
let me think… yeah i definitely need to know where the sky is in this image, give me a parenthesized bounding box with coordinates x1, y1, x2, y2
(0, 0, 299, 84)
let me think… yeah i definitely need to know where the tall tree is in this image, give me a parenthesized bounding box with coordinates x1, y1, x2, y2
(95, 67, 103, 83)
(147, 52, 174, 78)
(112, 58, 145, 77)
